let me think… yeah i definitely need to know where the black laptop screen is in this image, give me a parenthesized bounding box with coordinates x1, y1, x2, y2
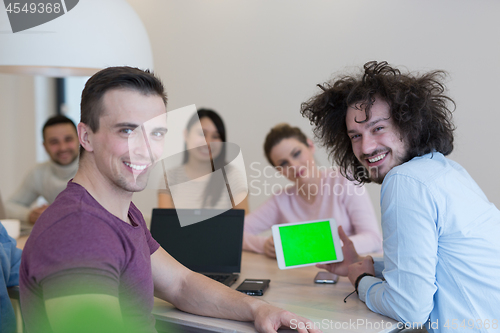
(150, 209, 244, 273)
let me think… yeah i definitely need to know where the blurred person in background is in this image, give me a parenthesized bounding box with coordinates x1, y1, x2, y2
(6, 115, 79, 230)
(243, 123, 381, 258)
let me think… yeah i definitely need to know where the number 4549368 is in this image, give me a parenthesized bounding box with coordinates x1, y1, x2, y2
(443, 319, 498, 330)
(5, 2, 61, 14)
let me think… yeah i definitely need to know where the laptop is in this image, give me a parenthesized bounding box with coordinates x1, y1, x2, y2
(150, 208, 244, 287)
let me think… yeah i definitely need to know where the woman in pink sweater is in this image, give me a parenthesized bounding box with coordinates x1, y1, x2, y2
(243, 123, 382, 258)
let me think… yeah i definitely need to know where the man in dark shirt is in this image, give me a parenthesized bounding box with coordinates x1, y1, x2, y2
(20, 67, 319, 333)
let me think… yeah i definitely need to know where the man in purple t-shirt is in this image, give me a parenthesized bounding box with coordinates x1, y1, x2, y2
(19, 67, 319, 333)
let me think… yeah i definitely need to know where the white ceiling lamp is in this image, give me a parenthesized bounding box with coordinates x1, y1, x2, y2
(0, 0, 153, 77)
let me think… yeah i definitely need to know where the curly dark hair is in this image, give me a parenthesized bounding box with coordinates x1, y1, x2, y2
(300, 61, 455, 184)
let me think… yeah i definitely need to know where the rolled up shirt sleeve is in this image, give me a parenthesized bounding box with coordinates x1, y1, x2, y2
(358, 275, 383, 303)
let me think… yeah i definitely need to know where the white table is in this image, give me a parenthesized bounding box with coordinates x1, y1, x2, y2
(152, 251, 401, 333)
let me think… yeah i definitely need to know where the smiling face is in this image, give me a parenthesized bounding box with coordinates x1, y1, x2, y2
(269, 137, 316, 183)
(84, 89, 168, 193)
(43, 123, 79, 165)
(185, 116, 223, 163)
(346, 97, 409, 184)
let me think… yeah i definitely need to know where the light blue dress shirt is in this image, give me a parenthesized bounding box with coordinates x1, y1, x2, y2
(357, 152, 500, 333)
(1, 223, 22, 333)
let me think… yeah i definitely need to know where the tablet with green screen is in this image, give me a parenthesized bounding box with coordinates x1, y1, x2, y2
(272, 219, 343, 270)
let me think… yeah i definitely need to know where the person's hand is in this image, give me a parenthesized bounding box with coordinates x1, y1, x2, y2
(347, 256, 375, 286)
(253, 302, 322, 333)
(316, 226, 362, 276)
(264, 236, 276, 259)
(28, 204, 49, 225)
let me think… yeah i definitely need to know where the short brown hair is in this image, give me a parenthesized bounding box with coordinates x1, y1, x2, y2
(42, 115, 77, 141)
(264, 123, 309, 166)
(80, 66, 167, 155)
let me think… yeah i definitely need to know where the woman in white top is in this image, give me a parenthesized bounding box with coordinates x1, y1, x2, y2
(243, 123, 382, 258)
(158, 109, 249, 213)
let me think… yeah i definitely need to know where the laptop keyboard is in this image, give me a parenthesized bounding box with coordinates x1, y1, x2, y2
(206, 274, 230, 283)
(204, 273, 238, 287)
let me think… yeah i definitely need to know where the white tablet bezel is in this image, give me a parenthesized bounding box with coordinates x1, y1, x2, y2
(272, 219, 344, 270)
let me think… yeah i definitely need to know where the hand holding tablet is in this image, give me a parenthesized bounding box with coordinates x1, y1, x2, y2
(272, 219, 344, 270)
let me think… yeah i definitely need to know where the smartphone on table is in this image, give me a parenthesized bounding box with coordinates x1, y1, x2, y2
(236, 279, 270, 296)
(314, 272, 338, 284)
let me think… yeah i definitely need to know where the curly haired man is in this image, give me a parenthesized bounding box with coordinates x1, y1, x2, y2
(302, 61, 500, 332)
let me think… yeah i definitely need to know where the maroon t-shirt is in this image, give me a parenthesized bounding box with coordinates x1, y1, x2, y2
(20, 181, 160, 333)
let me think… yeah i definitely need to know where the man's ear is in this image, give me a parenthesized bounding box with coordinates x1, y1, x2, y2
(78, 122, 94, 153)
(307, 138, 315, 154)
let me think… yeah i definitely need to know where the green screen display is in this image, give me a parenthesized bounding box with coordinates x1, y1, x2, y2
(279, 220, 337, 267)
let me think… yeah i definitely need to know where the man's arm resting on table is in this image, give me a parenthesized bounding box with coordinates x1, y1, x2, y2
(6, 170, 46, 224)
(45, 294, 123, 333)
(151, 247, 321, 333)
(5, 199, 31, 223)
(357, 276, 384, 303)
